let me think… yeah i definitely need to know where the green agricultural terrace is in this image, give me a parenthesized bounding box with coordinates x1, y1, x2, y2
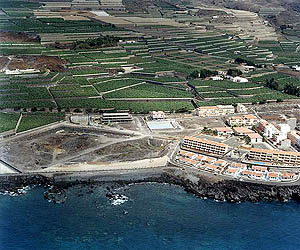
(0, 0, 299, 128)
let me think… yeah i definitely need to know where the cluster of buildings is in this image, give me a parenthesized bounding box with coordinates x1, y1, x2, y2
(181, 133, 300, 167)
(210, 72, 249, 83)
(256, 118, 296, 148)
(197, 105, 235, 117)
(175, 148, 297, 182)
(150, 111, 166, 120)
(176, 150, 230, 174)
(197, 103, 247, 117)
(226, 114, 259, 127)
(211, 113, 262, 142)
(226, 163, 296, 182)
(72, 112, 133, 125)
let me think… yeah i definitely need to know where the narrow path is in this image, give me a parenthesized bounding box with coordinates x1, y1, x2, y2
(14, 113, 23, 133)
(47, 87, 58, 108)
(100, 81, 145, 95)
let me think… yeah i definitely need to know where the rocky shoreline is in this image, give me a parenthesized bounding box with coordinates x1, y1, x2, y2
(160, 173, 300, 203)
(1, 172, 300, 203)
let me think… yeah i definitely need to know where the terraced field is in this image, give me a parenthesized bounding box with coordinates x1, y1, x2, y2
(0, 112, 20, 133)
(0, 2, 299, 115)
(17, 112, 65, 132)
(103, 83, 193, 99)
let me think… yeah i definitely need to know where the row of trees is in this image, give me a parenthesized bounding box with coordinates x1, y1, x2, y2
(188, 68, 242, 79)
(234, 57, 255, 66)
(72, 35, 119, 50)
(265, 78, 300, 97)
(188, 69, 218, 79)
(227, 68, 242, 77)
(234, 57, 263, 68)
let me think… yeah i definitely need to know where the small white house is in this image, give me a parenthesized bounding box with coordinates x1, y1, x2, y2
(292, 65, 300, 72)
(241, 65, 256, 73)
(236, 103, 247, 113)
(211, 76, 223, 81)
(232, 76, 249, 83)
(247, 133, 263, 143)
(150, 111, 166, 120)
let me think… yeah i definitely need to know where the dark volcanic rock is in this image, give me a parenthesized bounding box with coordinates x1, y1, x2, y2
(159, 173, 300, 203)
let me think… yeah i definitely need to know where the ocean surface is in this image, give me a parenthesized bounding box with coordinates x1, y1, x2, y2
(1, 183, 300, 250)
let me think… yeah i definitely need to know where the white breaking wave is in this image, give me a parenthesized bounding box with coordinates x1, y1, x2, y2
(110, 194, 129, 206)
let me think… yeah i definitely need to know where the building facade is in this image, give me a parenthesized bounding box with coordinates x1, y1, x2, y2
(248, 148, 300, 166)
(197, 105, 235, 117)
(214, 127, 234, 136)
(101, 113, 133, 123)
(181, 136, 229, 155)
(227, 114, 259, 127)
(150, 111, 166, 120)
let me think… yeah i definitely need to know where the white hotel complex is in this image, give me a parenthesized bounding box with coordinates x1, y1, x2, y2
(181, 136, 229, 155)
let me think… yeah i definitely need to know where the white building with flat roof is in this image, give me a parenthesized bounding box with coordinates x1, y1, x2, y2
(150, 111, 166, 120)
(101, 112, 132, 123)
(227, 114, 259, 127)
(197, 105, 235, 117)
(232, 76, 248, 83)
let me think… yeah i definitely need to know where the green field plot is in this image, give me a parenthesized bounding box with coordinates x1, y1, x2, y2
(277, 77, 300, 89)
(126, 75, 186, 83)
(190, 80, 260, 89)
(201, 92, 234, 98)
(104, 83, 193, 98)
(0, 112, 20, 133)
(56, 99, 194, 113)
(17, 113, 65, 132)
(5, 10, 34, 17)
(0, 46, 47, 55)
(88, 76, 119, 84)
(0, 0, 41, 9)
(193, 36, 274, 63)
(250, 73, 293, 84)
(211, 92, 295, 105)
(50, 85, 99, 98)
(6, 17, 122, 34)
(0, 86, 52, 101)
(68, 68, 108, 76)
(196, 86, 223, 92)
(84, 52, 130, 60)
(230, 88, 272, 96)
(94, 79, 142, 92)
(140, 58, 199, 75)
(58, 76, 89, 85)
(0, 100, 56, 109)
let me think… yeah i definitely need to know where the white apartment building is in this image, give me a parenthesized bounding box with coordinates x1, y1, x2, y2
(197, 105, 235, 117)
(264, 123, 290, 144)
(248, 148, 300, 165)
(288, 131, 300, 147)
(236, 103, 247, 113)
(181, 136, 229, 155)
(227, 114, 259, 127)
(150, 111, 166, 120)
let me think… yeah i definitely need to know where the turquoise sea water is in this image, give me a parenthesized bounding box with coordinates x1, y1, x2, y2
(1, 183, 300, 250)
